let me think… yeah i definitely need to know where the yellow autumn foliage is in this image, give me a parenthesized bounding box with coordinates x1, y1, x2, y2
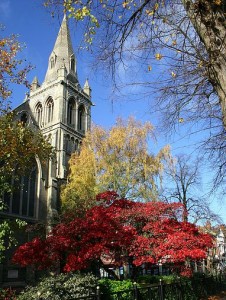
(61, 117, 171, 214)
(61, 142, 98, 214)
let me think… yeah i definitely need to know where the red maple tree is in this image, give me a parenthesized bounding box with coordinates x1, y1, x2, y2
(13, 191, 213, 277)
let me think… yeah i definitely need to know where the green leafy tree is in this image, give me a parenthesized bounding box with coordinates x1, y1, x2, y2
(61, 117, 170, 213)
(0, 213, 26, 263)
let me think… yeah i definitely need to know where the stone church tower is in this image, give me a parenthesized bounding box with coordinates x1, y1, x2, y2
(0, 16, 92, 286)
(12, 15, 92, 222)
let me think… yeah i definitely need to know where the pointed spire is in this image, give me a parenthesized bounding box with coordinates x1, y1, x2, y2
(83, 78, 91, 97)
(53, 14, 74, 60)
(44, 15, 77, 83)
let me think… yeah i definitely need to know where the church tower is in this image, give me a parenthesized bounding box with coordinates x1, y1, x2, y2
(12, 15, 92, 222)
(0, 15, 92, 287)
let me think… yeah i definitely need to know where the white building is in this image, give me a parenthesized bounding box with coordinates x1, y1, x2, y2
(214, 227, 226, 272)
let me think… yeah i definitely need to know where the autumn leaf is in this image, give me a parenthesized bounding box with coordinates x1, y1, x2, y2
(155, 53, 163, 60)
(179, 117, 184, 123)
(122, 1, 129, 8)
(146, 9, 154, 16)
(171, 71, 176, 77)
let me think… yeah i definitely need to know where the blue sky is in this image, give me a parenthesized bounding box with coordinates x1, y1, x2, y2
(1, 0, 225, 223)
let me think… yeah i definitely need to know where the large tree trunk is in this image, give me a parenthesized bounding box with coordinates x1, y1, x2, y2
(182, 0, 226, 129)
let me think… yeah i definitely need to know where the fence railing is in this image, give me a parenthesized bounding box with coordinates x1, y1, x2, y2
(72, 281, 182, 300)
(73, 275, 226, 300)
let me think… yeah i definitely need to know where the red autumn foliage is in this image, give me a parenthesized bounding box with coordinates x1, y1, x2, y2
(13, 192, 213, 276)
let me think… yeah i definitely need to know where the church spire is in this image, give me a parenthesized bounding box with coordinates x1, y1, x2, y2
(44, 15, 77, 83)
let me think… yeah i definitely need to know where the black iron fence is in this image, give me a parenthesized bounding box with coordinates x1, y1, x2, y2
(73, 275, 226, 300)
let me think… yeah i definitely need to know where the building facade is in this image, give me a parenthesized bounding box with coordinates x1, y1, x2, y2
(202, 222, 226, 274)
(0, 15, 92, 286)
(214, 227, 226, 272)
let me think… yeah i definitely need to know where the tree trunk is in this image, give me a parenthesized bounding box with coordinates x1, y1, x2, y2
(182, 0, 226, 129)
(100, 262, 120, 280)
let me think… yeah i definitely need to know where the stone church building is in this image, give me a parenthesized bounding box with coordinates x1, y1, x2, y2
(0, 15, 92, 286)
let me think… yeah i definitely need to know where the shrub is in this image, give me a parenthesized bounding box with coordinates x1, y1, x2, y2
(137, 274, 178, 284)
(0, 288, 17, 300)
(98, 278, 134, 300)
(17, 272, 98, 300)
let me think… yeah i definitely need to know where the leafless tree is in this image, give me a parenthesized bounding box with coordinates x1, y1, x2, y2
(161, 154, 221, 223)
(44, 0, 226, 190)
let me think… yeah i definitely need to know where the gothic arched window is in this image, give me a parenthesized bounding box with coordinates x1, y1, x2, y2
(35, 102, 43, 127)
(46, 97, 54, 124)
(4, 160, 38, 218)
(68, 98, 75, 126)
(78, 104, 86, 132)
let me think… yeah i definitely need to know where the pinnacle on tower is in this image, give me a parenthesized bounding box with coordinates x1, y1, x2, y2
(30, 76, 40, 92)
(83, 78, 92, 97)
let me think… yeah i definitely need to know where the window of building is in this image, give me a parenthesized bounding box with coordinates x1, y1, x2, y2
(4, 162, 37, 218)
(20, 113, 28, 126)
(67, 98, 75, 126)
(78, 105, 85, 132)
(46, 98, 54, 123)
(50, 57, 54, 69)
(65, 134, 71, 154)
(70, 55, 75, 72)
(75, 139, 79, 152)
(35, 103, 43, 127)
